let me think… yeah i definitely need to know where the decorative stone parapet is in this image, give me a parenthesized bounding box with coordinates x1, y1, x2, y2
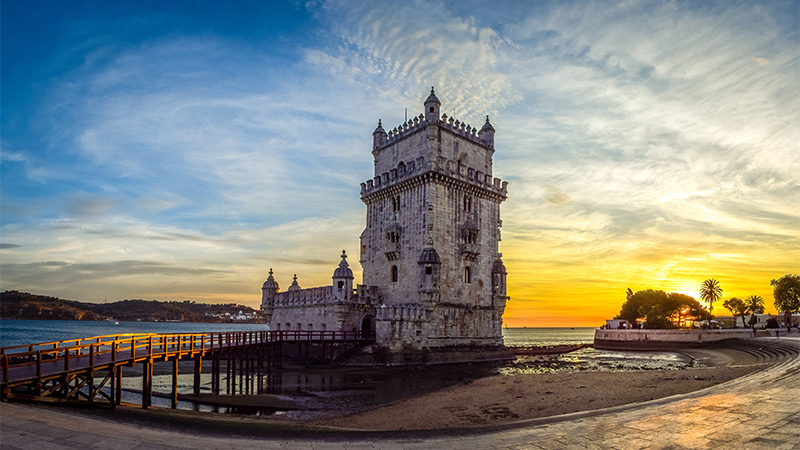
(272, 286, 335, 307)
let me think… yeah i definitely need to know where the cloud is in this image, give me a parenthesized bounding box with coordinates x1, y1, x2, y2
(0, 243, 21, 249)
(1, 0, 797, 322)
(541, 183, 571, 207)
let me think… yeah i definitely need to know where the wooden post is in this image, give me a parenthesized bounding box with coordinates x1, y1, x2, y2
(111, 341, 119, 407)
(226, 350, 232, 395)
(171, 358, 178, 409)
(88, 344, 95, 403)
(142, 360, 151, 409)
(230, 350, 236, 395)
(193, 354, 202, 396)
(35, 351, 42, 395)
(1, 354, 9, 401)
(115, 367, 122, 406)
(211, 352, 219, 395)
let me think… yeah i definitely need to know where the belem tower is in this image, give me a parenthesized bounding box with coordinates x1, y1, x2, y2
(261, 88, 509, 361)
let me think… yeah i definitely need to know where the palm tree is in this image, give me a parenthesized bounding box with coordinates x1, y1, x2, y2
(744, 294, 765, 328)
(699, 278, 722, 315)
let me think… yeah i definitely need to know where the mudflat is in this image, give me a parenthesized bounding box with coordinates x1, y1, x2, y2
(306, 365, 760, 430)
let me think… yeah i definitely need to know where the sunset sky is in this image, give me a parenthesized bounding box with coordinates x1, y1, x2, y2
(2, 0, 798, 326)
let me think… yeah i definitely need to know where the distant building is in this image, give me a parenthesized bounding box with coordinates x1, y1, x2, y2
(715, 313, 800, 329)
(261, 88, 509, 357)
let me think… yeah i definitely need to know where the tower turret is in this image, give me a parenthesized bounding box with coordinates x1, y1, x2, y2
(372, 119, 387, 149)
(479, 115, 495, 148)
(260, 268, 279, 320)
(287, 274, 301, 292)
(492, 256, 508, 299)
(332, 250, 354, 301)
(418, 246, 442, 294)
(424, 86, 441, 122)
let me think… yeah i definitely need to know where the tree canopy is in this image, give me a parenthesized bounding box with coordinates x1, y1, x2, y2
(771, 275, 800, 324)
(723, 297, 748, 327)
(615, 289, 710, 328)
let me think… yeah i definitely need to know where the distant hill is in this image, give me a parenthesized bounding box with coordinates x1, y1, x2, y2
(0, 291, 265, 323)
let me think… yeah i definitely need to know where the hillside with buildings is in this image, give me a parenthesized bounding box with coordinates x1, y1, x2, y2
(0, 291, 264, 323)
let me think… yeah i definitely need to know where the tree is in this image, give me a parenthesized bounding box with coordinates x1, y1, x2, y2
(614, 289, 708, 328)
(723, 297, 748, 327)
(699, 278, 723, 315)
(668, 293, 707, 328)
(771, 275, 800, 326)
(743, 295, 765, 328)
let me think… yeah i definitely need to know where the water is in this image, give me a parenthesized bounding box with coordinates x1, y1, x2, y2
(0, 321, 689, 415)
(0, 319, 268, 349)
(502, 327, 595, 347)
(0, 320, 592, 349)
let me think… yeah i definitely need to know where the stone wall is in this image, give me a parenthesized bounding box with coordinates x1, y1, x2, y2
(594, 329, 755, 350)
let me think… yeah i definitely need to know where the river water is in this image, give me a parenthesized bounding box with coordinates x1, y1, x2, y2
(0, 320, 688, 415)
(0, 319, 597, 349)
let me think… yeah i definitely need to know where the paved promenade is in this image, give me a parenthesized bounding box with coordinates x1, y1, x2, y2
(1, 337, 798, 449)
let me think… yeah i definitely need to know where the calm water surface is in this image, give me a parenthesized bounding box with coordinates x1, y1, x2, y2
(0, 319, 595, 348)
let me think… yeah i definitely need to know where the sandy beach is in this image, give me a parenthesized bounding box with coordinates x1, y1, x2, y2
(111, 357, 762, 434)
(115, 345, 767, 432)
(307, 365, 760, 430)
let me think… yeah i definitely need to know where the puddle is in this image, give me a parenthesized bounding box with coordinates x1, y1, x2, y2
(500, 347, 697, 375)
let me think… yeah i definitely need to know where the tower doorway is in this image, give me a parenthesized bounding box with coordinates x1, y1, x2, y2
(361, 315, 376, 338)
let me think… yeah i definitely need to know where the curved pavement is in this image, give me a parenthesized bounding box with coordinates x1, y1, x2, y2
(1, 336, 798, 449)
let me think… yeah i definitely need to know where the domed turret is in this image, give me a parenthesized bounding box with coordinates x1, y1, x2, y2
(372, 119, 387, 149)
(492, 256, 508, 297)
(424, 87, 441, 122)
(479, 115, 495, 147)
(418, 247, 442, 265)
(287, 274, 301, 292)
(262, 268, 279, 292)
(418, 246, 441, 293)
(261, 268, 279, 315)
(332, 250, 354, 300)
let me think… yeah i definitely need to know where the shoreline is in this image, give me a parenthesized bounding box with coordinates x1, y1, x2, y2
(79, 343, 773, 433)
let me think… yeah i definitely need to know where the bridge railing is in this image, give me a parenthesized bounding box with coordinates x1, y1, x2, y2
(1, 330, 373, 380)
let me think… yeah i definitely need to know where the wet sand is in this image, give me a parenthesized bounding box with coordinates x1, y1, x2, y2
(81, 345, 769, 432)
(307, 365, 760, 430)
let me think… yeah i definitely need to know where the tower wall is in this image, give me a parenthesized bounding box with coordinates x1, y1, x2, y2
(360, 89, 508, 351)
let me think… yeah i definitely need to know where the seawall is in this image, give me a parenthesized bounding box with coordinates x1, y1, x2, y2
(594, 329, 754, 350)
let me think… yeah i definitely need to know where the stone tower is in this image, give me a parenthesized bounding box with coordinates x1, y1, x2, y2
(359, 87, 509, 351)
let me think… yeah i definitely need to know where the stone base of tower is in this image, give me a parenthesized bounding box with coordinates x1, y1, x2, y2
(338, 343, 514, 366)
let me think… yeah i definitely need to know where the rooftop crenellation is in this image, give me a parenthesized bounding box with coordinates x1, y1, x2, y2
(379, 112, 489, 149)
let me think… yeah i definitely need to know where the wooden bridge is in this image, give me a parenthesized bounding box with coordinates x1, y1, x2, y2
(0, 330, 373, 409)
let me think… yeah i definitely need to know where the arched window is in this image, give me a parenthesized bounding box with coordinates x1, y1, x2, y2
(463, 195, 472, 212)
(464, 266, 472, 284)
(391, 265, 399, 283)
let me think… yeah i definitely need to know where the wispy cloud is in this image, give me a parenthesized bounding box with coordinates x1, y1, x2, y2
(1, 0, 797, 324)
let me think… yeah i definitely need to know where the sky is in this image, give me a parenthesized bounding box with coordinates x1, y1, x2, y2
(1, 0, 798, 327)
